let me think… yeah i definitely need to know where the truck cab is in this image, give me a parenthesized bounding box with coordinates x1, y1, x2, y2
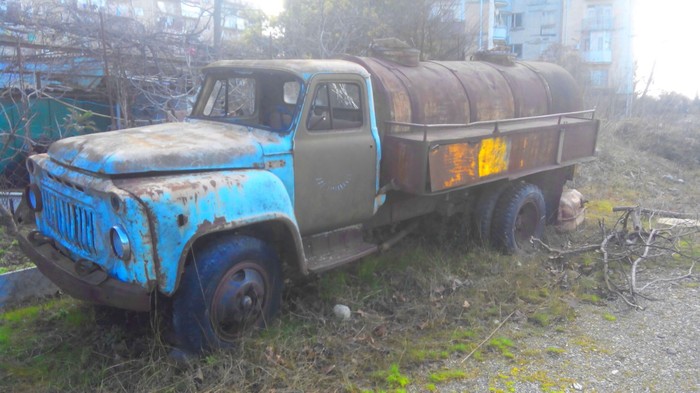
(190, 60, 382, 235)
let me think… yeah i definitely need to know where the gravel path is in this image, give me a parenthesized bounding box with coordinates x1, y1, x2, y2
(433, 269, 700, 393)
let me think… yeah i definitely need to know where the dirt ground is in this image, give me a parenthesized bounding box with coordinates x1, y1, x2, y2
(433, 266, 700, 392)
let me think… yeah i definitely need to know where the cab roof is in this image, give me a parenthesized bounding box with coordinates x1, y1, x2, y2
(202, 59, 370, 80)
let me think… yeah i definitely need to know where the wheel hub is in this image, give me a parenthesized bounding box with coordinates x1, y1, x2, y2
(211, 262, 270, 341)
(241, 295, 253, 311)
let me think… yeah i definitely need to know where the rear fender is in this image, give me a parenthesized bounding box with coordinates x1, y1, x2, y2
(115, 169, 305, 295)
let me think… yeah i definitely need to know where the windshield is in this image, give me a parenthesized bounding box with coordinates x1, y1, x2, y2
(191, 70, 303, 132)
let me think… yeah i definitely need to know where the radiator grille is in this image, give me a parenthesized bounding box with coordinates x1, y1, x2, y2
(41, 189, 96, 253)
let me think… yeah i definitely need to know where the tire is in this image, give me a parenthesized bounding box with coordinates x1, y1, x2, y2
(473, 182, 510, 246)
(491, 182, 546, 254)
(172, 235, 282, 352)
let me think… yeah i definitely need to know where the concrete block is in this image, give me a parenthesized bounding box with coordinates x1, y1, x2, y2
(0, 267, 59, 309)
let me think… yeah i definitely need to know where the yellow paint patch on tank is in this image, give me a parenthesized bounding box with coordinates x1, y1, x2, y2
(479, 137, 510, 177)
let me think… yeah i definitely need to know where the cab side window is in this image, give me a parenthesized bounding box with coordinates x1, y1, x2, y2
(307, 82, 363, 131)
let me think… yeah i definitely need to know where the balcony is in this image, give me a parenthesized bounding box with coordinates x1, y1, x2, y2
(583, 16, 614, 31)
(493, 25, 509, 42)
(583, 50, 612, 64)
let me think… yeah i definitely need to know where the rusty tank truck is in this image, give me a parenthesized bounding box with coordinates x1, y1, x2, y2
(15, 49, 599, 352)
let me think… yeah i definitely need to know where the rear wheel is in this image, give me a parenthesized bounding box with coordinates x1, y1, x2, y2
(473, 182, 510, 246)
(491, 182, 546, 254)
(172, 235, 282, 352)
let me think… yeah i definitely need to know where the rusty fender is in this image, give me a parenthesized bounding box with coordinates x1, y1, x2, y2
(115, 169, 304, 296)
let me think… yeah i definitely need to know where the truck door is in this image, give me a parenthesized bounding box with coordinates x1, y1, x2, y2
(294, 75, 378, 235)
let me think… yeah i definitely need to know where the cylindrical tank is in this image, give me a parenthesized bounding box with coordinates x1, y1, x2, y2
(343, 55, 582, 136)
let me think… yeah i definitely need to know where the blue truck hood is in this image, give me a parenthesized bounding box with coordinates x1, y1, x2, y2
(48, 121, 274, 175)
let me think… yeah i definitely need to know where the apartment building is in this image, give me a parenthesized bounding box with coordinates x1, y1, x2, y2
(465, 0, 633, 99)
(505, 0, 564, 59)
(562, 0, 634, 97)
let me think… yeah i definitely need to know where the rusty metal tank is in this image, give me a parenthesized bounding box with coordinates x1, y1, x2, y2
(343, 54, 582, 135)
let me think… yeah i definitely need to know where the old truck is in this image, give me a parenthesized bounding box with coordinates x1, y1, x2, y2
(15, 50, 599, 352)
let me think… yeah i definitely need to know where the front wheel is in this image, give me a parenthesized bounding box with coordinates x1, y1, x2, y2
(491, 182, 546, 254)
(172, 236, 282, 352)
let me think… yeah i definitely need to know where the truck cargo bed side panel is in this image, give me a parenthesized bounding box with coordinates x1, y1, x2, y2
(560, 121, 599, 162)
(383, 117, 599, 194)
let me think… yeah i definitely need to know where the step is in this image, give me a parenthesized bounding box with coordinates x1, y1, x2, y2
(304, 225, 378, 273)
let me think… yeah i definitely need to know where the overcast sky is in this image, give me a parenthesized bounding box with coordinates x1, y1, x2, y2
(634, 0, 698, 98)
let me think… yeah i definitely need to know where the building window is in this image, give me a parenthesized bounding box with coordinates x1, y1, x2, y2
(540, 24, 556, 36)
(511, 44, 523, 58)
(585, 4, 613, 30)
(510, 13, 523, 29)
(540, 10, 557, 36)
(589, 69, 608, 88)
(157, 1, 178, 14)
(181, 3, 201, 18)
(224, 15, 246, 30)
(584, 30, 612, 63)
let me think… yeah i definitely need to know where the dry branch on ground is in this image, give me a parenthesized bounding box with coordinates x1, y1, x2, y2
(536, 206, 699, 309)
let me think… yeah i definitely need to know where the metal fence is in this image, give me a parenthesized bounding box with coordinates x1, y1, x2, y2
(0, 154, 31, 190)
(0, 191, 22, 214)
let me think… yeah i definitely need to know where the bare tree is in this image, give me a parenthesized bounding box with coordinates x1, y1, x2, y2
(0, 0, 233, 187)
(279, 0, 478, 60)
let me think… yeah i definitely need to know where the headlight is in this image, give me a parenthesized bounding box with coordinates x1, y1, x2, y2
(110, 225, 131, 260)
(109, 193, 122, 212)
(24, 184, 42, 212)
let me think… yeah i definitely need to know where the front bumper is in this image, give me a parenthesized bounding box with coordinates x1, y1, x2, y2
(17, 230, 151, 312)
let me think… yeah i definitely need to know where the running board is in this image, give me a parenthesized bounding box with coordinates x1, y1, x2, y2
(304, 225, 378, 273)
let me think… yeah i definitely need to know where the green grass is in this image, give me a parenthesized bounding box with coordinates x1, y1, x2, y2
(530, 312, 551, 327)
(428, 369, 469, 383)
(545, 347, 566, 356)
(373, 363, 411, 389)
(579, 293, 602, 304)
(586, 199, 616, 220)
(0, 299, 107, 391)
(489, 337, 516, 359)
(602, 312, 617, 322)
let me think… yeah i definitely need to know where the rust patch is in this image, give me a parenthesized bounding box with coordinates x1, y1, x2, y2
(195, 216, 229, 235)
(265, 159, 286, 169)
(429, 142, 480, 191)
(508, 129, 559, 172)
